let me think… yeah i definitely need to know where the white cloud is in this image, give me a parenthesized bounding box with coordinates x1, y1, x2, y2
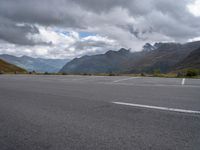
(188, 0, 200, 17)
(0, 27, 120, 59)
(188, 36, 200, 42)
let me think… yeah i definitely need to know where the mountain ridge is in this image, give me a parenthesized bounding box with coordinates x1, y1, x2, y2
(0, 54, 69, 73)
(60, 41, 200, 74)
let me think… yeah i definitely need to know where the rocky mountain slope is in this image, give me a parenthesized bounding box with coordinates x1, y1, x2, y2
(175, 47, 200, 70)
(60, 41, 200, 74)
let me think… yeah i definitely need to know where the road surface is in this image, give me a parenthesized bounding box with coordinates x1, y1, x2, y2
(0, 75, 200, 150)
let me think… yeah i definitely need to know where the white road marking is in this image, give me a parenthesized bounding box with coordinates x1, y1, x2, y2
(181, 78, 186, 85)
(112, 102, 200, 114)
(103, 81, 200, 88)
(113, 77, 140, 83)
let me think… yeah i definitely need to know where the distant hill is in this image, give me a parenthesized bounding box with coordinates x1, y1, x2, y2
(0, 55, 69, 73)
(175, 47, 200, 70)
(60, 41, 200, 74)
(0, 59, 26, 73)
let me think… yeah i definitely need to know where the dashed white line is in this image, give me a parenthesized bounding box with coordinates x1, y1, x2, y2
(113, 77, 140, 83)
(112, 102, 200, 114)
(181, 78, 186, 85)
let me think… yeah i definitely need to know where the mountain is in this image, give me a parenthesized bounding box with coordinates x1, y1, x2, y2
(175, 47, 200, 70)
(60, 41, 200, 74)
(128, 41, 200, 73)
(0, 59, 26, 73)
(60, 48, 144, 74)
(142, 43, 156, 52)
(0, 55, 69, 73)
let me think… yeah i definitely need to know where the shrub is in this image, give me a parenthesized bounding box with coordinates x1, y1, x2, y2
(153, 69, 161, 74)
(186, 69, 198, 77)
(83, 73, 88, 76)
(108, 73, 116, 76)
(177, 72, 185, 77)
(0, 70, 4, 74)
(141, 73, 145, 77)
(62, 72, 68, 75)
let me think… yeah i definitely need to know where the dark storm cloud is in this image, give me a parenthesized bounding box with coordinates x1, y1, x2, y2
(0, 0, 84, 45)
(0, 17, 41, 45)
(0, 17, 53, 46)
(71, 0, 200, 40)
(0, 0, 84, 27)
(0, 0, 200, 57)
(74, 40, 112, 50)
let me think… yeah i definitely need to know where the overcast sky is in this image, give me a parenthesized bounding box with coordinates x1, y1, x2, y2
(0, 0, 200, 59)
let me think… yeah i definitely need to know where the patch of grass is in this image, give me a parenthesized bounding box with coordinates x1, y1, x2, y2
(186, 69, 199, 77)
(176, 69, 200, 78)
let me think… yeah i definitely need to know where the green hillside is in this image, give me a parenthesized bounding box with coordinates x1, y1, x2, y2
(0, 59, 27, 73)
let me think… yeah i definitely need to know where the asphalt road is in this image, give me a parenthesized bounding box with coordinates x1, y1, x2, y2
(0, 75, 200, 150)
